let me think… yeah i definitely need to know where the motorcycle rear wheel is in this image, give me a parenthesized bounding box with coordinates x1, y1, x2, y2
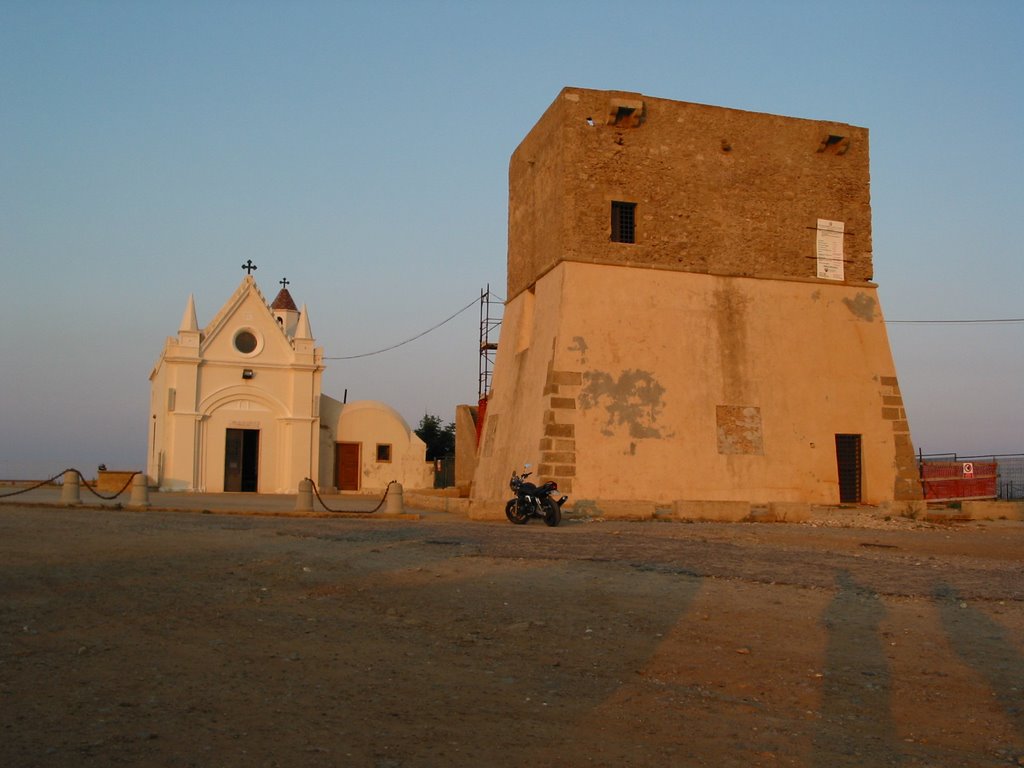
(505, 499, 529, 525)
(542, 496, 561, 527)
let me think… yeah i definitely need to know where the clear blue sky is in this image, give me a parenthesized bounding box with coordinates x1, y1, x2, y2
(2, 0, 1022, 478)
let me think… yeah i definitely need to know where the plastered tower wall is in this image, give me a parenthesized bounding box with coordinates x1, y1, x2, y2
(473, 87, 919, 512)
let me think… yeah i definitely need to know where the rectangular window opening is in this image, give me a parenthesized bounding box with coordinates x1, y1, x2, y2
(376, 443, 393, 463)
(614, 106, 635, 124)
(818, 134, 850, 155)
(611, 201, 636, 244)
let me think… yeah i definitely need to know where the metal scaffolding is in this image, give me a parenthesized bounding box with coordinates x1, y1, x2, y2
(478, 284, 502, 402)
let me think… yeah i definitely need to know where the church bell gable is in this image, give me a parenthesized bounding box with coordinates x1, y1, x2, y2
(199, 276, 298, 365)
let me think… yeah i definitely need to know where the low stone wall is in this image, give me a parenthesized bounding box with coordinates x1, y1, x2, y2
(961, 501, 1024, 521)
(405, 491, 471, 516)
(96, 471, 138, 493)
(763, 502, 812, 523)
(469, 497, 819, 523)
(673, 500, 751, 522)
(573, 500, 657, 521)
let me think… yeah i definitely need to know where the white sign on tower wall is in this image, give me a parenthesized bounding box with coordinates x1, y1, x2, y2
(816, 219, 845, 281)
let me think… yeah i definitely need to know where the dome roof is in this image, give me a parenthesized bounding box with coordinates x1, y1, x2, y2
(339, 399, 414, 431)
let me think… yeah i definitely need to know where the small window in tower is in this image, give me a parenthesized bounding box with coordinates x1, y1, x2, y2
(611, 201, 637, 244)
(817, 134, 850, 154)
(606, 99, 645, 127)
(614, 106, 635, 124)
(376, 443, 392, 463)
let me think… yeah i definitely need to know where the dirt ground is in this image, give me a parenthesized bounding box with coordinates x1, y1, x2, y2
(1, 504, 1022, 767)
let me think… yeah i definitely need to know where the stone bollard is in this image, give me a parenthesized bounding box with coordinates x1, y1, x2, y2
(129, 474, 150, 509)
(385, 482, 404, 514)
(295, 478, 313, 512)
(60, 470, 81, 505)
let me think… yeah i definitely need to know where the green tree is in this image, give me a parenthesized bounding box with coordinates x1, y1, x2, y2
(415, 414, 456, 461)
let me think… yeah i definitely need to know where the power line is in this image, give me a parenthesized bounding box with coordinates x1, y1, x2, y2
(323, 297, 479, 360)
(886, 318, 1024, 324)
(322, 292, 1021, 362)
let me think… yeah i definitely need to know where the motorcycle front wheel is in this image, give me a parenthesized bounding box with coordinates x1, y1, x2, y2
(505, 499, 529, 525)
(542, 496, 561, 527)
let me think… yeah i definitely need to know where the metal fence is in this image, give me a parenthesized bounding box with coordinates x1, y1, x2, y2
(919, 453, 1024, 501)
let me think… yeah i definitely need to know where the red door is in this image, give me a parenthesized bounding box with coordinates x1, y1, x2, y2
(336, 443, 360, 491)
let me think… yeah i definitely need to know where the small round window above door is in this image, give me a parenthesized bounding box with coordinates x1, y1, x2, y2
(233, 329, 261, 356)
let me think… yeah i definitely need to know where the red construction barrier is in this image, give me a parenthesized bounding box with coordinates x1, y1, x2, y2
(920, 461, 997, 501)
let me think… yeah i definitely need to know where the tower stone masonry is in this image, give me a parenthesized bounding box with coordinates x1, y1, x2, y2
(471, 87, 920, 516)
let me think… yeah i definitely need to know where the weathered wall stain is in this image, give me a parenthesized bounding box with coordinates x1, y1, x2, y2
(579, 369, 665, 439)
(843, 292, 876, 321)
(716, 405, 765, 455)
(714, 286, 750, 403)
(568, 336, 589, 365)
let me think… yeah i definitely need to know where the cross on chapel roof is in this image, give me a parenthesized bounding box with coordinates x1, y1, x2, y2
(241, 259, 257, 274)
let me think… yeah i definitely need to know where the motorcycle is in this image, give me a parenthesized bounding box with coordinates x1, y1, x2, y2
(505, 466, 568, 527)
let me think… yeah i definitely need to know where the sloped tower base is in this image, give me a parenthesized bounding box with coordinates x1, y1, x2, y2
(471, 261, 919, 514)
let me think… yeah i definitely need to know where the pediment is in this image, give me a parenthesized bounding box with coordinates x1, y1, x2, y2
(199, 277, 295, 364)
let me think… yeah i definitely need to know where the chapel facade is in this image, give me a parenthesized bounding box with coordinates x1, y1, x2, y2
(470, 87, 921, 513)
(148, 275, 432, 493)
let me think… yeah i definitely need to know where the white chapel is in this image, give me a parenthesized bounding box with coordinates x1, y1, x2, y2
(147, 271, 433, 493)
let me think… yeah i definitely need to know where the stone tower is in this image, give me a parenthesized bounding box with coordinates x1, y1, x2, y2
(471, 87, 920, 514)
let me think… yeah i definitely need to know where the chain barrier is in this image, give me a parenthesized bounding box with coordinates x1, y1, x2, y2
(4, 471, 402, 510)
(0, 469, 139, 501)
(307, 478, 397, 514)
(79, 470, 140, 500)
(0, 469, 70, 499)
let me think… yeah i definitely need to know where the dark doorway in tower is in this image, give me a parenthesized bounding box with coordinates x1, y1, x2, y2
(835, 434, 862, 504)
(225, 428, 260, 492)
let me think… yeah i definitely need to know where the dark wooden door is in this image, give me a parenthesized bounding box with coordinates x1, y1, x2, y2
(835, 433, 862, 503)
(225, 428, 260, 492)
(336, 442, 360, 491)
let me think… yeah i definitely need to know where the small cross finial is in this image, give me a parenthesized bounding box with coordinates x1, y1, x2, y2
(241, 259, 258, 275)
(279, 277, 290, 289)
